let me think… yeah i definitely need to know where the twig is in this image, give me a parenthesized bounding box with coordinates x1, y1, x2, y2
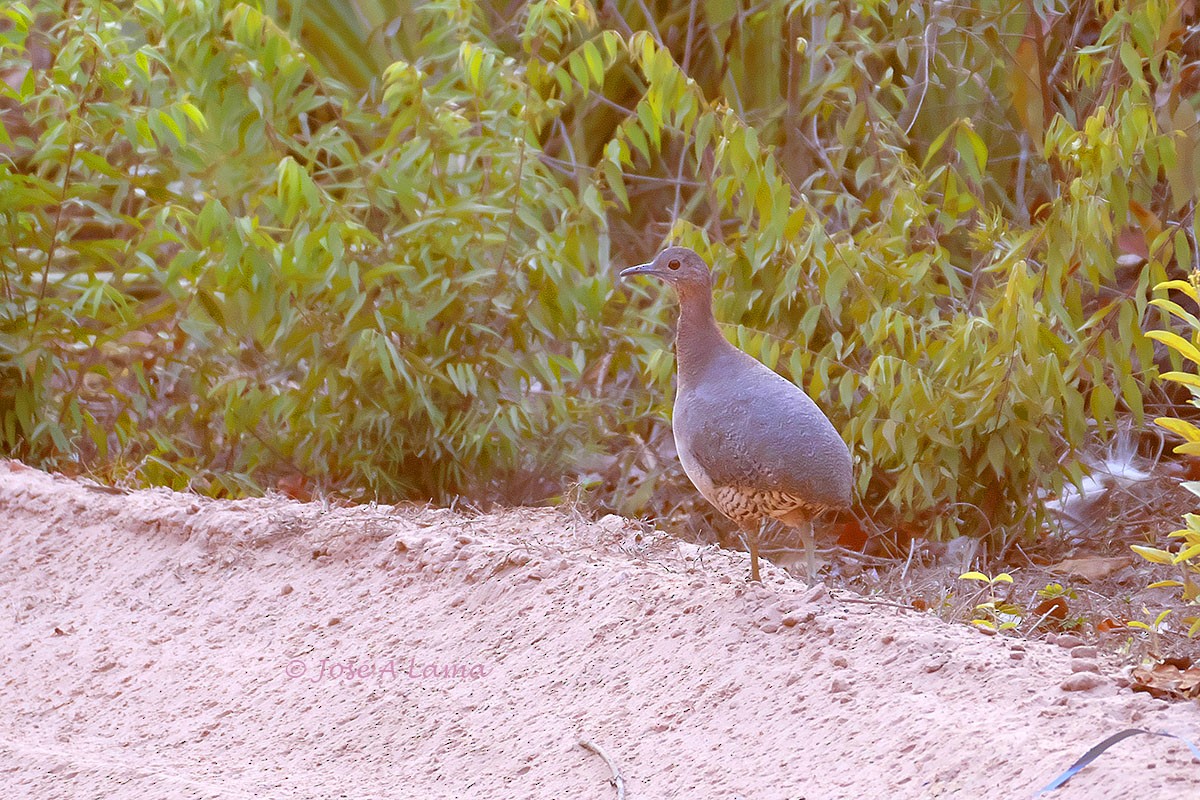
(1014, 129, 1031, 225)
(538, 153, 703, 188)
(900, 537, 917, 582)
(601, 0, 635, 38)
(31, 8, 103, 339)
(578, 737, 626, 800)
(831, 593, 922, 612)
(670, 0, 699, 222)
(495, 93, 529, 284)
(901, 12, 935, 136)
(553, 117, 579, 183)
(629, 0, 662, 44)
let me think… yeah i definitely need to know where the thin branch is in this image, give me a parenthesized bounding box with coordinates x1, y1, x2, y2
(671, 0, 700, 222)
(831, 593, 925, 612)
(720, 11, 745, 117)
(537, 153, 703, 188)
(1044, 2, 1089, 92)
(601, 0, 635, 39)
(578, 738, 626, 800)
(901, 10, 935, 136)
(31, 6, 103, 339)
(1014, 130, 1031, 226)
(491, 81, 533, 301)
(629, 0, 662, 44)
(587, 91, 640, 119)
(2, 214, 20, 310)
(553, 117, 580, 184)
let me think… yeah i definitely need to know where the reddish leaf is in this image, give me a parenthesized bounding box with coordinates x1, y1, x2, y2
(1008, 11, 1050, 141)
(1034, 596, 1068, 620)
(277, 473, 312, 503)
(1131, 659, 1200, 700)
(832, 519, 869, 552)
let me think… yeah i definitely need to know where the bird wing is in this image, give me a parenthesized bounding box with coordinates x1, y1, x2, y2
(674, 353, 853, 510)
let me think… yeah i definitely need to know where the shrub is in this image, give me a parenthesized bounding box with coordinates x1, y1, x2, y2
(0, 0, 634, 499)
(1, 0, 1191, 548)
(502, 0, 1180, 542)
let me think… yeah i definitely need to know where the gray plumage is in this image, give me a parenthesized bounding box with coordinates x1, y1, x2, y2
(673, 346, 852, 509)
(621, 246, 853, 582)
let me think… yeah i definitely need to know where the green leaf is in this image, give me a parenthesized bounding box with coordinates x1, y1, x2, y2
(1119, 41, 1143, 83)
(923, 121, 956, 170)
(177, 100, 208, 132)
(954, 121, 988, 182)
(583, 40, 604, 87)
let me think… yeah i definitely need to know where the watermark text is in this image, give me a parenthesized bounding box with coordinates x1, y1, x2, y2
(284, 656, 492, 683)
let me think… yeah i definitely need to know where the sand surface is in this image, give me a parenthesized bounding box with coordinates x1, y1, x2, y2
(0, 461, 1197, 799)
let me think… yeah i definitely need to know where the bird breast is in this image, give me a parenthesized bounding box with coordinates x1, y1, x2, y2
(674, 421, 719, 506)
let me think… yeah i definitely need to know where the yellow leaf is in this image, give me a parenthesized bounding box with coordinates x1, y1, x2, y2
(1145, 329, 1200, 364)
(1154, 416, 1200, 442)
(1154, 279, 1200, 302)
(1174, 543, 1200, 563)
(1149, 298, 1200, 330)
(1132, 544, 1175, 565)
(1159, 371, 1200, 388)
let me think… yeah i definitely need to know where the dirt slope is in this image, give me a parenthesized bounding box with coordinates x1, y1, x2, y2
(0, 462, 1196, 799)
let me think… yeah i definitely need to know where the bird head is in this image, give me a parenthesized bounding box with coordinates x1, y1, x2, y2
(619, 247, 712, 295)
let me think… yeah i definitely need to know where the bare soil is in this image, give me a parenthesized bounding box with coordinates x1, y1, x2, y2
(1, 462, 1197, 799)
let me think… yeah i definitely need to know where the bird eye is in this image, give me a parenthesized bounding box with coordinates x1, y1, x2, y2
(668, 259, 681, 270)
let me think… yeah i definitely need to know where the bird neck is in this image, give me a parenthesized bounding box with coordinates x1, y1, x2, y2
(674, 288, 728, 389)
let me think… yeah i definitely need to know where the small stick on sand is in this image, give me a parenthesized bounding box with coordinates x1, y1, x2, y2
(578, 737, 626, 799)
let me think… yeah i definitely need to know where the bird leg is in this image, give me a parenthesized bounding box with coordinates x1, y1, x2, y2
(739, 522, 763, 582)
(798, 517, 818, 584)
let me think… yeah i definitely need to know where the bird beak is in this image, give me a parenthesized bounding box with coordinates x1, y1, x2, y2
(619, 262, 658, 280)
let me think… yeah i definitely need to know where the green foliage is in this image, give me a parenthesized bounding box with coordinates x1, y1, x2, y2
(1, 0, 1194, 547)
(1036, 582, 1076, 602)
(0, 0, 627, 498)
(959, 570, 1020, 632)
(1128, 608, 1176, 649)
(504, 0, 1182, 541)
(1137, 273, 1200, 635)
